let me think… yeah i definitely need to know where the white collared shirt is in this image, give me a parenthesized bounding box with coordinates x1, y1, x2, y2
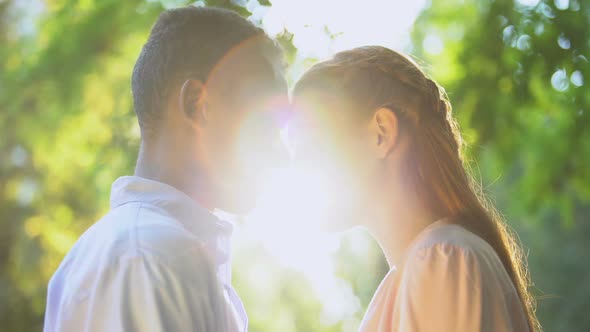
(44, 176, 248, 332)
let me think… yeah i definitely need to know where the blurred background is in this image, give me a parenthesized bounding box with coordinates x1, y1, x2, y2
(1, 0, 589, 331)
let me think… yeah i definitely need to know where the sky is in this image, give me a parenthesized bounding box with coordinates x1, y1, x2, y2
(258, 0, 427, 56)
(249, 0, 429, 81)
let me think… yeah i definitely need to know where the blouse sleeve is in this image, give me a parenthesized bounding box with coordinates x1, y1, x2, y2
(393, 243, 521, 332)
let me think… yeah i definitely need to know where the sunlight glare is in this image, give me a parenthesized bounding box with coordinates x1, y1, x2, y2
(239, 165, 362, 322)
(227, 0, 431, 325)
(262, 0, 428, 81)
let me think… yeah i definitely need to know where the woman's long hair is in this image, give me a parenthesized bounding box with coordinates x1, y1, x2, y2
(293, 46, 540, 331)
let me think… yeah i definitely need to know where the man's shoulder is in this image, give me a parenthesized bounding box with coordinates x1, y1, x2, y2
(99, 202, 209, 262)
(55, 202, 209, 281)
(48, 203, 214, 301)
(132, 205, 209, 260)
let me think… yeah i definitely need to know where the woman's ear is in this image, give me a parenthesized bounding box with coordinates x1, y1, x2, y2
(179, 79, 207, 126)
(369, 107, 399, 159)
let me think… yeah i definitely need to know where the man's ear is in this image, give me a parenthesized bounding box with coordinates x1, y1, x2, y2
(369, 107, 399, 159)
(179, 79, 207, 126)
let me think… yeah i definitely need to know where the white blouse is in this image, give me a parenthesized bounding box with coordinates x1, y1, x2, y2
(359, 220, 530, 332)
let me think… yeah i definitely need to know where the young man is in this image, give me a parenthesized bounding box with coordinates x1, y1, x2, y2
(44, 6, 287, 332)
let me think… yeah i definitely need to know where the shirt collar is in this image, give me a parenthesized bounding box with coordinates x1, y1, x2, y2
(110, 176, 235, 283)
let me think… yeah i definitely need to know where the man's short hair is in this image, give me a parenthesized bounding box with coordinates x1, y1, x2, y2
(131, 6, 282, 137)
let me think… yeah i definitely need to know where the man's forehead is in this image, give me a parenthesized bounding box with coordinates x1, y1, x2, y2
(206, 36, 285, 92)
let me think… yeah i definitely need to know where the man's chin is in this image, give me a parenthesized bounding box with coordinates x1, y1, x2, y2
(218, 192, 259, 216)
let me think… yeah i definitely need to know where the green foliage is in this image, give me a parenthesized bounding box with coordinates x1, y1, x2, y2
(1, 0, 588, 331)
(412, 0, 590, 220)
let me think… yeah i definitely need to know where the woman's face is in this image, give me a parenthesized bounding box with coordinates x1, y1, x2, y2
(290, 89, 379, 230)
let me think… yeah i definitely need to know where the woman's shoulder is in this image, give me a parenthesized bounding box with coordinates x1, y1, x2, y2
(411, 221, 495, 258)
(404, 221, 514, 287)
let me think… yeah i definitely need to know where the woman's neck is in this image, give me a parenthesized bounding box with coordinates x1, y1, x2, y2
(365, 187, 440, 269)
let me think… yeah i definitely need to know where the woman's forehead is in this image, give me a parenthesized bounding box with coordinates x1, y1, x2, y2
(292, 90, 363, 132)
(293, 87, 358, 114)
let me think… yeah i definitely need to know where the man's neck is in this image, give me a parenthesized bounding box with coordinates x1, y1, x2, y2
(134, 141, 216, 210)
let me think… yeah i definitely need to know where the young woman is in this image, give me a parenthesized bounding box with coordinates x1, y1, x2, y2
(291, 46, 540, 331)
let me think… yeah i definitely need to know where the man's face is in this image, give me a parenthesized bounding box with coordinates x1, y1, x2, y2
(201, 40, 288, 213)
